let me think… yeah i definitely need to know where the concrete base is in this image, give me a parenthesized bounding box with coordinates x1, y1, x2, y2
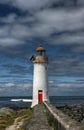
(31, 98, 49, 108)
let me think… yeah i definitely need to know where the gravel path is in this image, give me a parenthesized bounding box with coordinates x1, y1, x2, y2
(22, 103, 52, 130)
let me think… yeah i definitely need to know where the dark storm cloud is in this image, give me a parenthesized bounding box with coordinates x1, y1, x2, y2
(0, 0, 84, 48)
(0, 4, 24, 17)
(49, 56, 84, 76)
(1, 0, 84, 10)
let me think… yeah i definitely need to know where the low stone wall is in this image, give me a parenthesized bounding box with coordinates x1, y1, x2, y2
(44, 102, 84, 130)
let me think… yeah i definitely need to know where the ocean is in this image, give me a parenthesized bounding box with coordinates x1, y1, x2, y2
(0, 96, 84, 108)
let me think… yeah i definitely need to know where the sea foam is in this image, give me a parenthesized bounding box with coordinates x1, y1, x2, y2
(11, 99, 32, 102)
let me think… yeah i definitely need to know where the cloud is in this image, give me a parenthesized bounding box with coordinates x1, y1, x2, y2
(0, 82, 32, 96)
(0, 7, 84, 47)
(5, 82, 15, 87)
(11, 24, 32, 39)
(13, 0, 51, 11)
(0, 1, 84, 87)
(0, 13, 17, 23)
(34, 8, 84, 43)
(49, 80, 84, 96)
(0, 0, 54, 12)
(0, 0, 84, 48)
(0, 80, 84, 96)
(1, 0, 84, 12)
(0, 37, 25, 46)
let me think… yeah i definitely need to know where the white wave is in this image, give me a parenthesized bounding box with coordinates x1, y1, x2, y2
(22, 99, 32, 102)
(11, 99, 32, 102)
(11, 99, 22, 102)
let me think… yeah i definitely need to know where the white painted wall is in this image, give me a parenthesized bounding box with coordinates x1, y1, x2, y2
(31, 63, 49, 107)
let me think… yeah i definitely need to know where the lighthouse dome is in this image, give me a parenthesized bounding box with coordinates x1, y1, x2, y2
(36, 44, 45, 51)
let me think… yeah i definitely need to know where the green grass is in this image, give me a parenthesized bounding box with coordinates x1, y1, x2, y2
(46, 112, 56, 130)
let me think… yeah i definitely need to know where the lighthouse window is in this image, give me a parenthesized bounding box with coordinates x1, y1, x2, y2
(37, 51, 45, 56)
(39, 51, 42, 55)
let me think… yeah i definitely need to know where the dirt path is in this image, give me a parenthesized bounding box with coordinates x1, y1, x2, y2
(6, 125, 16, 130)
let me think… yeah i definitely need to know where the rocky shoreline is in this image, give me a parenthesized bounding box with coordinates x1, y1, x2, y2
(57, 104, 84, 123)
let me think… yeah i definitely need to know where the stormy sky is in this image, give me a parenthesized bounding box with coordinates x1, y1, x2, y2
(0, 0, 84, 96)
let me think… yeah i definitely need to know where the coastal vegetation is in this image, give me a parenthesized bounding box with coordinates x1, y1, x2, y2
(0, 108, 15, 130)
(46, 112, 55, 130)
(0, 107, 33, 130)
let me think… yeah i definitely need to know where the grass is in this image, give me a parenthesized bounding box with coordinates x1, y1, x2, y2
(0, 108, 33, 130)
(16, 108, 33, 122)
(0, 110, 16, 130)
(0, 123, 6, 130)
(46, 112, 55, 130)
(15, 128, 24, 130)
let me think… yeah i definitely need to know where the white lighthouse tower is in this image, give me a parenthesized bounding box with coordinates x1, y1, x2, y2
(31, 44, 49, 107)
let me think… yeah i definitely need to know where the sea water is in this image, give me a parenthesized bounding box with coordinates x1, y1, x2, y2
(0, 96, 84, 108)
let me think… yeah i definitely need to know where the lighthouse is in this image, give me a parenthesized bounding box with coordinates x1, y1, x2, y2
(31, 44, 49, 107)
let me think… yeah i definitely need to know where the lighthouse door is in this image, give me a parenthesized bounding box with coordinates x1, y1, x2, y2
(38, 90, 43, 102)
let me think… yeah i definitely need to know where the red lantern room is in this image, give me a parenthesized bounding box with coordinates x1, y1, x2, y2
(31, 44, 48, 63)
